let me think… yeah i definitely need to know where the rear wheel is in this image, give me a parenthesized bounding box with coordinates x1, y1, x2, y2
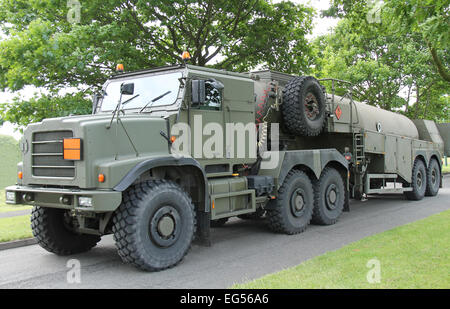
(31, 206, 100, 255)
(312, 167, 345, 225)
(405, 159, 427, 201)
(425, 158, 441, 196)
(267, 170, 314, 234)
(112, 180, 196, 271)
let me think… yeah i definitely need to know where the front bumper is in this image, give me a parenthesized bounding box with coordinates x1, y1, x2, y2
(5, 185, 122, 213)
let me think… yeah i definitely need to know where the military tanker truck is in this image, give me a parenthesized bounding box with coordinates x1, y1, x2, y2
(5, 63, 444, 271)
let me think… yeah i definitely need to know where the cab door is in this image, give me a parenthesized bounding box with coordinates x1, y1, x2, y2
(189, 77, 229, 175)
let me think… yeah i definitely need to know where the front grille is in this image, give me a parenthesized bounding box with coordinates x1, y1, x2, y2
(32, 131, 75, 178)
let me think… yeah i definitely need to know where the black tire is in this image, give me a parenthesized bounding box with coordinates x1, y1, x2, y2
(282, 76, 326, 136)
(405, 159, 427, 201)
(112, 180, 196, 271)
(266, 170, 314, 234)
(31, 206, 100, 255)
(312, 167, 345, 225)
(211, 218, 228, 227)
(425, 158, 441, 196)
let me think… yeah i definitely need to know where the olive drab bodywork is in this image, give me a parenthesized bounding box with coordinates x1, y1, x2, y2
(5, 64, 445, 271)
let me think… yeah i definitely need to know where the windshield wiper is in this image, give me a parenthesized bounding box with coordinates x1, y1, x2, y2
(107, 94, 140, 129)
(121, 94, 140, 107)
(139, 91, 172, 113)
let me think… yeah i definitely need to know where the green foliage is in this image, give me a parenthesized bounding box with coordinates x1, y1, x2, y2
(323, 0, 449, 82)
(0, 0, 316, 128)
(0, 92, 92, 130)
(0, 135, 21, 189)
(313, 1, 449, 121)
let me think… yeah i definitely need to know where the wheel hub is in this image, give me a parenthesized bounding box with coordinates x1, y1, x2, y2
(149, 206, 180, 248)
(325, 184, 338, 210)
(431, 169, 437, 185)
(304, 93, 320, 120)
(417, 171, 423, 188)
(290, 188, 306, 217)
(157, 215, 175, 237)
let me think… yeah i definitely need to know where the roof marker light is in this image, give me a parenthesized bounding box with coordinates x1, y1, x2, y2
(116, 64, 124, 72)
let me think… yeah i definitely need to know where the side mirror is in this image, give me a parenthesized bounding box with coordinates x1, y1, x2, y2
(191, 80, 205, 105)
(121, 83, 134, 95)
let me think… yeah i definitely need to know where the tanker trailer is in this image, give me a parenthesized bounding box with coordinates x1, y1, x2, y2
(250, 73, 443, 201)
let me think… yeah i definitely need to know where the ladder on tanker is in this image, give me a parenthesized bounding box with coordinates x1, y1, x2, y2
(353, 132, 365, 167)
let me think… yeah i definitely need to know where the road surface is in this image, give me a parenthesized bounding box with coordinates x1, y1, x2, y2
(0, 175, 449, 289)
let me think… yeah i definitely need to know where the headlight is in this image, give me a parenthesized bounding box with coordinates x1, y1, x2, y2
(6, 191, 16, 203)
(78, 197, 93, 207)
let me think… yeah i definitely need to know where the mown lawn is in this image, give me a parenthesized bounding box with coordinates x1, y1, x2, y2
(443, 163, 450, 174)
(0, 215, 33, 243)
(0, 134, 21, 189)
(0, 189, 33, 242)
(233, 210, 450, 289)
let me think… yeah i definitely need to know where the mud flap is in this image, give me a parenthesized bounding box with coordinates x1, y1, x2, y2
(194, 210, 211, 247)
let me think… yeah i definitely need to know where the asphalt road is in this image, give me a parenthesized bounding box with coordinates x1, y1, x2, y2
(1, 175, 449, 289)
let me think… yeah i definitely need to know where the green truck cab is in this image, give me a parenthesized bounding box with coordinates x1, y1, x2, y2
(5, 64, 443, 271)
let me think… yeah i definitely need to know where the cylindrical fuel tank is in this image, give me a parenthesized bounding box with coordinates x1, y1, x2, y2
(333, 95, 419, 139)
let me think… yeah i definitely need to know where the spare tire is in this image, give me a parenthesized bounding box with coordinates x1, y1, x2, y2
(282, 76, 326, 136)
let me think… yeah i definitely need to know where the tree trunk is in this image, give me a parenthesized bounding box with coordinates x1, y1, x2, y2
(414, 86, 420, 119)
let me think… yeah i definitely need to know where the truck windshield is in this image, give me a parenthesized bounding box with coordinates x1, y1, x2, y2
(100, 71, 182, 112)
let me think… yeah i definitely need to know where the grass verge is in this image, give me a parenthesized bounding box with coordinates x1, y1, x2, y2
(443, 164, 450, 174)
(0, 215, 33, 243)
(233, 210, 450, 289)
(0, 134, 21, 189)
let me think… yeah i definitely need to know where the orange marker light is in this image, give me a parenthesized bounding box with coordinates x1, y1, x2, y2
(63, 138, 82, 161)
(98, 174, 105, 183)
(182, 51, 191, 61)
(116, 63, 124, 72)
(170, 136, 176, 143)
(18, 172, 23, 179)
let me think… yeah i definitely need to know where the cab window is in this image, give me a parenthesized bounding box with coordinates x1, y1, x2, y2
(191, 79, 224, 111)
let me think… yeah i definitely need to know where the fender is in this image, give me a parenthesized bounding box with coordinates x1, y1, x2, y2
(278, 149, 349, 187)
(113, 155, 209, 211)
(113, 155, 211, 246)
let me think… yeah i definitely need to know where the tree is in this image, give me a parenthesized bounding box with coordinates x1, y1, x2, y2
(0, 0, 315, 127)
(314, 0, 449, 122)
(323, 0, 449, 83)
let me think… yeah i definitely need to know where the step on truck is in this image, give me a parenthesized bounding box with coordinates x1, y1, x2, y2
(6, 62, 445, 271)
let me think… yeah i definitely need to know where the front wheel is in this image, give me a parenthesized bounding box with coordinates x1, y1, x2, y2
(31, 206, 100, 255)
(112, 180, 196, 271)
